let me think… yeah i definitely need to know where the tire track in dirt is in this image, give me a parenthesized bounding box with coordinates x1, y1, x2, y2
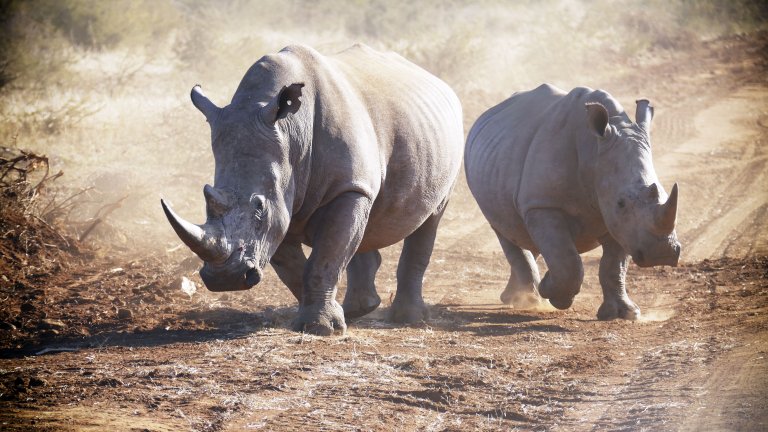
(582, 336, 716, 431)
(655, 85, 768, 261)
(723, 203, 768, 257)
(681, 334, 768, 432)
(553, 261, 768, 432)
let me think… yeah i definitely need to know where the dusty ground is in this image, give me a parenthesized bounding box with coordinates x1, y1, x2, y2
(1, 32, 767, 431)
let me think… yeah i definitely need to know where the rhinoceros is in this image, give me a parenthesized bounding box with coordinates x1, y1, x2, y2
(465, 84, 680, 320)
(161, 44, 463, 335)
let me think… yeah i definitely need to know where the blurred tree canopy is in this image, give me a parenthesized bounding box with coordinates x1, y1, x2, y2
(0, 0, 765, 92)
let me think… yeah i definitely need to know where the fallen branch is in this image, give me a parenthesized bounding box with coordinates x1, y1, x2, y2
(0, 150, 48, 186)
(39, 186, 93, 222)
(32, 214, 70, 249)
(35, 346, 79, 356)
(79, 195, 129, 242)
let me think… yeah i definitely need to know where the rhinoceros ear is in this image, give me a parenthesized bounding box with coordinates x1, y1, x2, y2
(265, 83, 305, 124)
(635, 99, 654, 133)
(191, 85, 222, 123)
(585, 102, 609, 138)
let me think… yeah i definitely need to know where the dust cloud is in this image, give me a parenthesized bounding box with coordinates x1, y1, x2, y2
(0, 0, 764, 257)
(1, 5, 767, 429)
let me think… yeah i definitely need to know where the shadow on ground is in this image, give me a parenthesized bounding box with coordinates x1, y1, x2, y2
(0, 307, 298, 358)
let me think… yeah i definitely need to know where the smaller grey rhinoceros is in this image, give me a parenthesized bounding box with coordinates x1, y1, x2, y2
(465, 84, 681, 320)
(161, 44, 463, 335)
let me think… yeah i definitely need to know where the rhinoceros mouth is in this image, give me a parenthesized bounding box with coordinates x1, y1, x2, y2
(632, 249, 680, 268)
(200, 263, 262, 291)
(199, 251, 263, 292)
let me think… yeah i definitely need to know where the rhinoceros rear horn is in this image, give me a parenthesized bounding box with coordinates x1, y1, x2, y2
(655, 183, 678, 233)
(191, 85, 222, 123)
(203, 184, 232, 219)
(585, 102, 609, 138)
(635, 99, 654, 133)
(161, 199, 224, 262)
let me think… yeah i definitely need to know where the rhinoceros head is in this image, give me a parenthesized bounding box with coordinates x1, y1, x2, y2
(161, 83, 305, 291)
(587, 99, 681, 267)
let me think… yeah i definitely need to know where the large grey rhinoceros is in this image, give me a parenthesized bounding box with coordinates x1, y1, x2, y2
(465, 84, 680, 320)
(161, 44, 463, 335)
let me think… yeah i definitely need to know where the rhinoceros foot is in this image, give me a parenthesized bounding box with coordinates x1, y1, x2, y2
(343, 292, 381, 319)
(388, 298, 429, 324)
(500, 288, 545, 309)
(547, 294, 575, 310)
(538, 275, 576, 310)
(292, 301, 347, 336)
(597, 297, 641, 321)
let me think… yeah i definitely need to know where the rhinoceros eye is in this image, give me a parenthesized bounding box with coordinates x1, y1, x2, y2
(617, 199, 626, 209)
(250, 194, 266, 220)
(253, 202, 265, 220)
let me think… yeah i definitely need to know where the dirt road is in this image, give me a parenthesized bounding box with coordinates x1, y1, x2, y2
(1, 32, 766, 431)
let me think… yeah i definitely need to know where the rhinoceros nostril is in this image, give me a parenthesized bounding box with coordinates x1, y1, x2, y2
(244, 268, 261, 287)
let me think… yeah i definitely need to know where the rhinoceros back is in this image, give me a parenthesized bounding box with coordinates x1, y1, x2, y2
(465, 84, 565, 241)
(466, 84, 639, 250)
(329, 45, 464, 248)
(239, 44, 463, 251)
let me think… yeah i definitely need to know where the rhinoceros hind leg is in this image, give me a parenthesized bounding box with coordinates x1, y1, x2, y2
(597, 234, 641, 321)
(525, 209, 584, 310)
(388, 207, 444, 324)
(343, 250, 382, 319)
(494, 230, 544, 308)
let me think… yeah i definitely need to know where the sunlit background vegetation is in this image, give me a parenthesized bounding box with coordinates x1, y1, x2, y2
(1, 0, 765, 255)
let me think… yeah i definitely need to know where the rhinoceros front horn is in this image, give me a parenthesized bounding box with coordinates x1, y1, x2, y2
(655, 183, 678, 233)
(161, 199, 224, 262)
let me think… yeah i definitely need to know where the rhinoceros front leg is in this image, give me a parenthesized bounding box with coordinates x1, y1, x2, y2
(597, 234, 641, 320)
(524, 209, 584, 310)
(342, 250, 382, 319)
(388, 208, 444, 324)
(292, 192, 372, 336)
(270, 241, 306, 302)
(494, 229, 544, 308)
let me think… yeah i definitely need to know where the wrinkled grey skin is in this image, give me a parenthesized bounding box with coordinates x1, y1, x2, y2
(465, 84, 680, 320)
(162, 44, 463, 335)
